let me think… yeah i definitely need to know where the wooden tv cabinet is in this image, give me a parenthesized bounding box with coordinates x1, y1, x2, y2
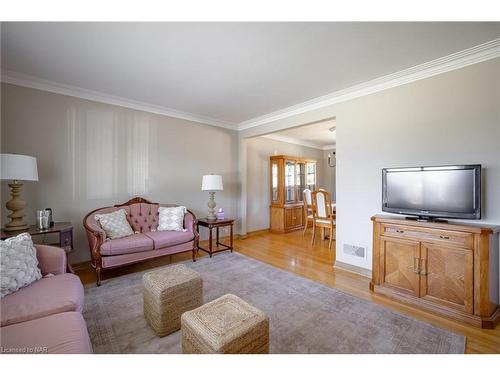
(370, 215, 500, 328)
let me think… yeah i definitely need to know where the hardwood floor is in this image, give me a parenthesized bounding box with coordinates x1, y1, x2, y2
(74, 229, 500, 353)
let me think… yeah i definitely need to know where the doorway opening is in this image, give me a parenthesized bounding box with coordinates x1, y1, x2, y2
(242, 117, 337, 264)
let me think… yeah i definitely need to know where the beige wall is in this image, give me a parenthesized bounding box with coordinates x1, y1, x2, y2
(334, 58, 500, 271)
(246, 136, 328, 232)
(2, 58, 498, 276)
(241, 58, 500, 275)
(1, 83, 239, 263)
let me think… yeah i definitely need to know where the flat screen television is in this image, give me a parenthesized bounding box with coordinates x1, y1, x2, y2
(382, 165, 481, 220)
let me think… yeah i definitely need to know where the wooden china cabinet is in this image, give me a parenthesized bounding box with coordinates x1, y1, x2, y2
(269, 155, 316, 233)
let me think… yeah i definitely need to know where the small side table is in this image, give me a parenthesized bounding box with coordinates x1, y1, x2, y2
(1, 222, 75, 273)
(196, 218, 235, 257)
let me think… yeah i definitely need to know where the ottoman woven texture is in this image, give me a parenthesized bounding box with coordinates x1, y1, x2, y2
(143, 264, 203, 337)
(181, 293, 269, 354)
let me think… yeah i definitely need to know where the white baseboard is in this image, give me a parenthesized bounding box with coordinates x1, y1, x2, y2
(333, 260, 371, 278)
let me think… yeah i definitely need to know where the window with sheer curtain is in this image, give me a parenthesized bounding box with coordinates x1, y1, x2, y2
(126, 116, 150, 196)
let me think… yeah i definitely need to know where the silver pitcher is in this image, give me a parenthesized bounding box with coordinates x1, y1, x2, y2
(36, 210, 50, 230)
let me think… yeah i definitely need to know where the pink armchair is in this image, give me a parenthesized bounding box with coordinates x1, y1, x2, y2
(84, 197, 199, 286)
(0, 245, 92, 354)
(35, 244, 68, 275)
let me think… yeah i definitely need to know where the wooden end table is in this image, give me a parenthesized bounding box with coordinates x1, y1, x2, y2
(196, 218, 235, 257)
(1, 222, 75, 273)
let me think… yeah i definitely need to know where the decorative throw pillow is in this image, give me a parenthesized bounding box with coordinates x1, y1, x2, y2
(95, 208, 134, 239)
(1, 233, 42, 298)
(158, 206, 187, 232)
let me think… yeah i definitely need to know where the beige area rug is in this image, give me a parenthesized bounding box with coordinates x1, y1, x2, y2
(83, 252, 465, 353)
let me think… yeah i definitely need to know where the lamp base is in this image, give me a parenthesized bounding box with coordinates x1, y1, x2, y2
(3, 182, 30, 232)
(207, 191, 217, 221)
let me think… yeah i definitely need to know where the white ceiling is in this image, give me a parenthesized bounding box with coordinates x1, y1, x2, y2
(1, 22, 499, 129)
(262, 118, 336, 150)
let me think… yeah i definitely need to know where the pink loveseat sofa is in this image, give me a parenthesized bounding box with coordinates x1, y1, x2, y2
(0, 245, 92, 354)
(84, 197, 199, 286)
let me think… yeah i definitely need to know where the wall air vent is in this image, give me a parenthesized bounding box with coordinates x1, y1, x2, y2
(343, 244, 366, 258)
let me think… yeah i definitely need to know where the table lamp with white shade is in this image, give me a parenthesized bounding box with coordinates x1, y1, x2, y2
(1, 153, 39, 231)
(201, 174, 223, 221)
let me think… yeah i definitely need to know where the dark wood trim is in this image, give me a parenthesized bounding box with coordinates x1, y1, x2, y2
(115, 196, 158, 206)
(197, 219, 235, 257)
(2, 222, 76, 274)
(82, 208, 106, 286)
(196, 218, 235, 226)
(480, 307, 500, 329)
(1, 222, 74, 239)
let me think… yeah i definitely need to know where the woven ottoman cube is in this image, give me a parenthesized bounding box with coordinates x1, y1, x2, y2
(181, 294, 269, 354)
(143, 264, 203, 337)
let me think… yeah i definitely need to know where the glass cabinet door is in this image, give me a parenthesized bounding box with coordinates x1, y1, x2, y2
(285, 160, 295, 202)
(271, 160, 279, 202)
(306, 162, 316, 191)
(296, 162, 305, 202)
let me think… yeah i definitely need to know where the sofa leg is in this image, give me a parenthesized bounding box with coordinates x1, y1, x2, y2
(192, 248, 197, 262)
(96, 266, 102, 287)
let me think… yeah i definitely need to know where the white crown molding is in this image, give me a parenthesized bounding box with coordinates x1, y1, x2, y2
(237, 38, 500, 131)
(322, 144, 336, 151)
(0, 70, 236, 130)
(2, 39, 499, 133)
(261, 133, 333, 150)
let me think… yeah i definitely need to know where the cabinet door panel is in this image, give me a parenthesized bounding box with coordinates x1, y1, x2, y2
(380, 236, 420, 297)
(284, 207, 303, 229)
(296, 163, 305, 202)
(285, 208, 294, 229)
(271, 160, 280, 203)
(285, 160, 296, 202)
(306, 162, 316, 191)
(419, 243, 473, 313)
(294, 207, 303, 227)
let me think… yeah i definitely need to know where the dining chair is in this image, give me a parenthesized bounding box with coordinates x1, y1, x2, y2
(311, 190, 336, 249)
(302, 189, 313, 236)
